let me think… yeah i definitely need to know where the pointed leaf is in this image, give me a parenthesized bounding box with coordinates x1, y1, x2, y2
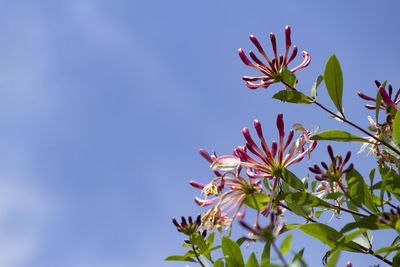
(324, 54, 344, 116)
(281, 67, 297, 88)
(280, 234, 293, 255)
(340, 215, 389, 234)
(245, 253, 260, 267)
(213, 258, 225, 267)
(369, 168, 376, 187)
(282, 168, 305, 190)
(299, 223, 362, 252)
(272, 90, 313, 104)
(243, 193, 269, 211)
(164, 255, 197, 262)
(260, 240, 271, 267)
(393, 109, 400, 145)
(326, 249, 341, 267)
(280, 192, 333, 208)
(311, 75, 323, 99)
(345, 169, 378, 212)
(221, 236, 244, 267)
(310, 130, 369, 142)
(290, 248, 307, 267)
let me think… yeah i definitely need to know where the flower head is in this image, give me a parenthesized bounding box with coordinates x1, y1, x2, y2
(212, 114, 317, 217)
(238, 25, 311, 90)
(172, 215, 205, 236)
(172, 215, 207, 244)
(190, 150, 263, 234)
(309, 145, 353, 182)
(358, 80, 400, 112)
(233, 114, 317, 179)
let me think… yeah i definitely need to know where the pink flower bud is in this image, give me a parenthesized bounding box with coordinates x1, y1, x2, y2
(238, 48, 252, 66)
(285, 25, 291, 47)
(276, 113, 285, 139)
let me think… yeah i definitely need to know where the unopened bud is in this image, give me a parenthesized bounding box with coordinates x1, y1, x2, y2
(238, 48, 252, 66)
(285, 25, 291, 47)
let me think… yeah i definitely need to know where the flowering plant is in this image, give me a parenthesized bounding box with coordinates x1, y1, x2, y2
(165, 26, 400, 266)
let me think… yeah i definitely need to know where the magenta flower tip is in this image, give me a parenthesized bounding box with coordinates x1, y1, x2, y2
(238, 48, 252, 66)
(276, 114, 285, 138)
(190, 180, 206, 189)
(270, 32, 277, 52)
(285, 25, 291, 47)
(249, 35, 264, 53)
(379, 86, 399, 109)
(254, 119, 264, 138)
(242, 127, 256, 146)
(199, 149, 213, 163)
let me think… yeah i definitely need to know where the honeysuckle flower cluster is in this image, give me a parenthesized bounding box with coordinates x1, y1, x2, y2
(309, 146, 353, 202)
(171, 215, 207, 244)
(238, 25, 311, 90)
(167, 26, 400, 267)
(309, 145, 353, 182)
(190, 149, 263, 235)
(358, 80, 400, 112)
(209, 114, 317, 217)
(172, 215, 204, 236)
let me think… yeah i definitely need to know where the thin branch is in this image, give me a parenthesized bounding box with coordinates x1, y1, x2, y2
(191, 245, 206, 267)
(357, 243, 393, 266)
(271, 240, 289, 267)
(280, 80, 400, 156)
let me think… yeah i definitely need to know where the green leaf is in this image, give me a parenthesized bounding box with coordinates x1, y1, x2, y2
(281, 67, 297, 88)
(164, 255, 197, 262)
(315, 210, 325, 218)
(221, 236, 244, 267)
(213, 258, 225, 267)
(345, 169, 378, 212)
(282, 168, 305, 190)
(280, 192, 333, 209)
(340, 215, 389, 234)
(353, 230, 372, 250)
(326, 249, 341, 267)
(394, 251, 400, 266)
(280, 234, 293, 255)
(369, 168, 376, 187)
(378, 166, 400, 200)
(260, 240, 271, 267)
(310, 130, 369, 142)
(311, 75, 323, 99)
(206, 232, 215, 248)
(311, 180, 317, 192)
(393, 110, 400, 145)
(236, 237, 246, 247)
(299, 223, 362, 252)
(272, 90, 313, 104)
(291, 248, 307, 267)
(284, 224, 302, 231)
(190, 232, 212, 262)
(243, 193, 269, 211)
(324, 54, 344, 116)
(245, 253, 260, 267)
(323, 192, 343, 200)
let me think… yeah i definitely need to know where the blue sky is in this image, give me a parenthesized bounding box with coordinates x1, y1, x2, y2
(0, 1, 399, 266)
